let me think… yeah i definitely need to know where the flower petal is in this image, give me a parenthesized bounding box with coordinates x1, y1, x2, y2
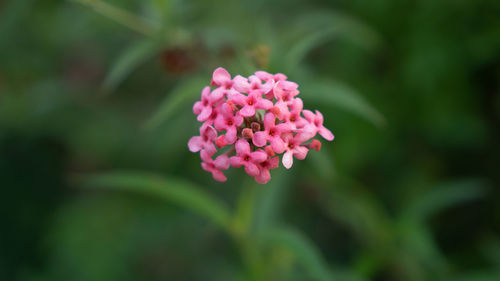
(250, 150, 268, 163)
(235, 139, 251, 155)
(244, 162, 259, 177)
(252, 131, 268, 147)
(212, 67, 231, 86)
(255, 169, 271, 184)
(197, 106, 212, 122)
(270, 137, 286, 154)
(212, 170, 227, 182)
(282, 150, 294, 169)
(229, 93, 247, 106)
(214, 154, 230, 170)
(256, 98, 273, 110)
(188, 136, 203, 152)
(233, 75, 250, 93)
(293, 146, 309, 160)
(225, 126, 237, 144)
(239, 105, 255, 117)
(302, 109, 316, 122)
(319, 126, 334, 141)
(230, 156, 243, 168)
(263, 113, 276, 130)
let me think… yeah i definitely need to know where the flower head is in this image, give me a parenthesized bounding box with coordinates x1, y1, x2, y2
(188, 67, 335, 183)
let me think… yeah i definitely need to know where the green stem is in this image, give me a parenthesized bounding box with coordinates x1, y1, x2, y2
(229, 180, 266, 280)
(73, 0, 156, 36)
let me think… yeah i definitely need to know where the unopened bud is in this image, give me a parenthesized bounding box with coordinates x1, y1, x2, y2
(265, 145, 275, 156)
(251, 122, 261, 131)
(216, 135, 227, 148)
(270, 106, 281, 117)
(242, 128, 253, 139)
(310, 139, 321, 151)
(226, 100, 237, 111)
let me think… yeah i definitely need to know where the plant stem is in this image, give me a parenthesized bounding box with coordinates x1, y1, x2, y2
(73, 0, 156, 37)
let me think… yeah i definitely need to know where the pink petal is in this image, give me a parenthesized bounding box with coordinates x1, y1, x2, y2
(202, 125, 217, 141)
(255, 71, 273, 81)
(315, 110, 324, 123)
(270, 137, 285, 154)
(200, 149, 215, 163)
(212, 67, 231, 86)
(235, 139, 251, 155)
(229, 93, 247, 106)
(197, 106, 212, 122)
(201, 162, 212, 173)
(244, 162, 259, 177)
(214, 115, 226, 131)
(188, 136, 203, 152)
(282, 150, 294, 169)
(230, 156, 243, 167)
(319, 126, 334, 141)
(225, 126, 237, 144)
(275, 122, 293, 133)
(220, 103, 233, 117)
(210, 87, 225, 101)
(293, 146, 309, 160)
(252, 131, 268, 147)
(260, 80, 275, 94)
(291, 98, 303, 113)
(295, 131, 314, 144)
(239, 105, 255, 117)
(214, 154, 230, 170)
(274, 73, 287, 81)
(234, 114, 244, 126)
(302, 110, 316, 122)
(255, 169, 271, 184)
(268, 156, 280, 169)
(233, 75, 250, 92)
(250, 150, 268, 163)
(256, 98, 273, 110)
(263, 113, 276, 129)
(212, 170, 227, 182)
(193, 101, 203, 115)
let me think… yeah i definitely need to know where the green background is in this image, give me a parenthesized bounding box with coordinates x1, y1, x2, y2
(1, 0, 499, 280)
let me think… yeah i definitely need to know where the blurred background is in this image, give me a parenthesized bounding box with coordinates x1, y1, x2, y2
(1, 0, 500, 280)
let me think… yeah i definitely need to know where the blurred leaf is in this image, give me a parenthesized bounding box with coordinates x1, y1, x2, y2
(73, 0, 156, 36)
(103, 38, 164, 92)
(306, 147, 336, 181)
(284, 10, 381, 72)
(263, 227, 333, 281)
(302, 80, 386, 127)
(145, 76, 208, 128)
(402, 179, 486, 222)
(79, 171, 231, 229)
(252, 170, 291, 236)
(0, 0, 34, 47)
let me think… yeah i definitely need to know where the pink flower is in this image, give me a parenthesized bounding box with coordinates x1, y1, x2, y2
(193, 86, 224, 122)
(211, 67, 233, 89)
(255, 71, 287, 82)
(214, 103, 244, 144)
(255, 156, 279, 184)
(252, 112, 292, 153)
(229, 139, 268, 176)
(230, 90, 274, 117)
(188, 124, 217, 154)
(302, 110, 334, 141)
(282, 133, 313, 169)
(200, 149, 230, 182)
(233, 75, 274, 94)
(188, 67, 335, 184)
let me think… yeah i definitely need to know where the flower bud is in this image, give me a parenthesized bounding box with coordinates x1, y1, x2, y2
(310, 139, 321, 151)
(242, 128, 253, 139)
(251, 122, 261, 131)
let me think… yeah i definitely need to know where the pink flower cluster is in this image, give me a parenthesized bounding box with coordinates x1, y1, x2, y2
(188, 67, 334, 184)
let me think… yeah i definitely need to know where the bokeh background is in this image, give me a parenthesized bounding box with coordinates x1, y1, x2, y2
(1, 0, 500, 280)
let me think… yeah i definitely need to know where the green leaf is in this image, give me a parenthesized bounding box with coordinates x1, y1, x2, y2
(284, 11, 381, 72)
(103, 38, 164, 92)
(302, 80, 386, 127)
(402, 178, 486, 222)
(145, 76, 208, 128)
(306, 147, 337, 181)
(78, 171, 232, 229)
(263, 227, 333, 281)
